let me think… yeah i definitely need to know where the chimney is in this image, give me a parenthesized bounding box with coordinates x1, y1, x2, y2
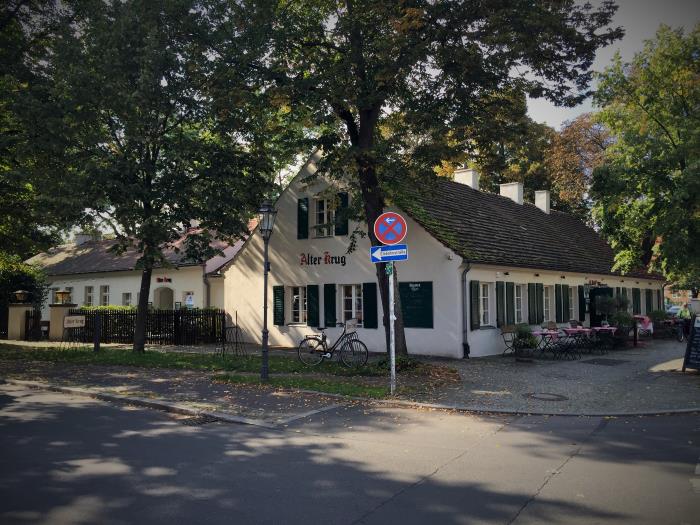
(74, 232, 101, 245)
(499, 182, 523, 205)
(454, 167, 479, 190)
(535, 190, 551, 214)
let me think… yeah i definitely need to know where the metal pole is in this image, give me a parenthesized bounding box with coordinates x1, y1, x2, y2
(261, 237, 270, 381)
(388, 261, 396, 394)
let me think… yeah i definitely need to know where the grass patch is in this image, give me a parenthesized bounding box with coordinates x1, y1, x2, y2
(214, 373, 388, 399)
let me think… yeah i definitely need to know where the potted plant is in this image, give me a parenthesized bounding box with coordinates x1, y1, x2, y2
(513, 323, 538, 361)
(610, 310, 633, 347)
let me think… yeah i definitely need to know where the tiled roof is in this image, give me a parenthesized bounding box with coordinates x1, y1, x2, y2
(27, 236, 238, 277)
(398, 178, 663, 280)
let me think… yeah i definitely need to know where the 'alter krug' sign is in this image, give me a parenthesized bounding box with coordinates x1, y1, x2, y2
(300, 251, 347, 267)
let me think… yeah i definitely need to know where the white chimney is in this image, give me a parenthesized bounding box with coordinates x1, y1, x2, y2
(454, 167, 479, 190)
(535, 190, 551, 214)
(74, 232, 100, 245)
(499, 182, 523, 205)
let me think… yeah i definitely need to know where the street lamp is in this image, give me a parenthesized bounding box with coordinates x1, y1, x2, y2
(12, 290, 29, 303)
(259, 200, 277, 381)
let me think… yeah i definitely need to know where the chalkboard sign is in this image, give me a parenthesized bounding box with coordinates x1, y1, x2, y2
(682, 315, 700, 372)
(399, 281, 433, 329)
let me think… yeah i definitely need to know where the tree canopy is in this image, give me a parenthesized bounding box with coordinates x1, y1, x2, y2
(591, 24, 700, 288)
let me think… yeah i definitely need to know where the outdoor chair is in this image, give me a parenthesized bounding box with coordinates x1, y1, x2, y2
(501, 325, 517, 356)
(545, 321, 559, 331)
(569, 319, 582, 328)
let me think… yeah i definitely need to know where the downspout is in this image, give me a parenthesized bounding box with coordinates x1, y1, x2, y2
(461, 261, 472, 359)
(202, 263, 210, 308)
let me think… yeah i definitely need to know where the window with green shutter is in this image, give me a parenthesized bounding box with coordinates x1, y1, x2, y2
(555, 284, 563, 323)
(528, 283, 537, 324)
(362, 282, 378, 329)
(578, 285, 586, 322)
(632, 288, 641, 314)
(307, 285, 320, 328)
(495, 281, 505, 328)
(645, 289, 653, 313)
(470, 280, 480, 330)
(297, 198, 309, 239)
(562, 284, 570, 322)
(273, 286, 285, 326)
(505, 282, 515, 325)
(399, 282, 433, 329)
(334, 192, 349, 236)
(323, 284, 336, 328)
(535, 283, 544, 324)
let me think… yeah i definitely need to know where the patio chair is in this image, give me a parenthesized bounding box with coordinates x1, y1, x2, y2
(501, 325, 516, 356)
(569, 319, 582, 328)
(545, 321, 559, 331)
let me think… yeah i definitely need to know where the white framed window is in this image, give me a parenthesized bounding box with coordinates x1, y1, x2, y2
(122, 292, 132, 306)
(342, 284, 364, 327)
(515, 284, 523, 323)
(480, 283, 491, 326)
(543, 285, 552, 321)
(314, 198, 334, 237)
(100, 285, 110, 306)
(84, 286, 93, 306)
(568, 287, 575, 320)
(291, 286, 307, 323)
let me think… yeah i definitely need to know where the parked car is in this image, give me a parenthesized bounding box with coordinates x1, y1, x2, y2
(666, 305, 681, 317)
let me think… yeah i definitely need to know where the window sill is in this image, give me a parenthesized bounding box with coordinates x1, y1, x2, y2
(287, 323, 308, 327)
(478, 325, 497, 330)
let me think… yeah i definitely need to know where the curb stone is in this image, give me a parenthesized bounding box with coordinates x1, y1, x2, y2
(3, 379, 278, 429)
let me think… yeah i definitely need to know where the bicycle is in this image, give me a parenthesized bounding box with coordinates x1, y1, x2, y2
(297, 318, 369, 367)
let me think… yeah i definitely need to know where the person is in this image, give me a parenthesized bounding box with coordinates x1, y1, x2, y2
(678, 303, 692, 337)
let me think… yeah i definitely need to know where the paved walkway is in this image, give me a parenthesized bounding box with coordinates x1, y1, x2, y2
(417, 339, 699, 414)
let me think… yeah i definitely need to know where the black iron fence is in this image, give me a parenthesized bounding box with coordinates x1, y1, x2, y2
(68, 308, 226, 345)
(24, 309, 43, 341)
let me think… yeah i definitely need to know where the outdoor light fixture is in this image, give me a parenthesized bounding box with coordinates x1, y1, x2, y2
(258, 200, 277, 242)
(560, 275, 566, 279)
(258, 200, 277, 381)
(12, 290, 29, 303)
(534, 273, 540, 277)
(503, 272, 509, 275)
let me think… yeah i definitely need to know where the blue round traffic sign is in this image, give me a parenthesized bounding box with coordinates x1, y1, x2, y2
(374, 212, 407, 245)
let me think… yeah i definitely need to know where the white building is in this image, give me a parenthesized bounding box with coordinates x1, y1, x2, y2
(27, 234, 242, 318)
(218, 151, 665, 358)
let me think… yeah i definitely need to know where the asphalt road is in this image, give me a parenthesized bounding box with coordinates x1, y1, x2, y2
(1, 382, 699, 525)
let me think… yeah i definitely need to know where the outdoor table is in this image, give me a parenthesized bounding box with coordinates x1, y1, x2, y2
(533, 329, 563, 359)
(591, 326, 617, 353)
(562, 327, 592, 358)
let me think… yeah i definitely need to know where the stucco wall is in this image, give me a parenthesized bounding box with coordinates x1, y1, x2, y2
(42, 266, 206, 317)
(222, 156, 465, 358)
(464, 265, 665, 357)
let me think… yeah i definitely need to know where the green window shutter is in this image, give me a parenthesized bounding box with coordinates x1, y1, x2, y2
(362, 282, 378, 329)
(505, 282, 515, 325)
(621, 288, 628, 299)
(297, 198, 309, 239)
(334, 192, 349, 236)
(555, 284, 563, 323)
(633, 288, 641, 314)
(399, 282, 433, 328)
(307, 285, 320, 328)
(535, 283, 544, 324)
(657, 289, 662, 310)
(578, 285, 586, 322)
(615, 287, 621, 297)
(496, 281, 505, 328)
(323, 284, 336, 328)
(562, 284, 570, 321)
(527, 283, 537, 325)
(273, 286, 285, 326)
(470, 280, 480, 330)
(645, 289, 653, 313)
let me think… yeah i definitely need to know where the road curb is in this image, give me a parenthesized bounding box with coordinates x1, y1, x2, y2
(291, 388, 700, 418)
(3, 379, 278, 429)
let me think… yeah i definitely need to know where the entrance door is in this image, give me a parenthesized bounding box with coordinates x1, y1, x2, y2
(589, 287, 613, 327)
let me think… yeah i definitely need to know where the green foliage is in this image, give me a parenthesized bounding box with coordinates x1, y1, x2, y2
(592, 24, 700, 284)
(78, 305, 137, 313)
(0, 253, 47, 309)
(514, 323, 538, 350)
(648, 310, 668, 324)
(611, 310, 633, 330)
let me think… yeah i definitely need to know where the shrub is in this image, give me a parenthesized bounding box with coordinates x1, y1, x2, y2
(648, 310, 668, 324)
(514, 323, 538, 349)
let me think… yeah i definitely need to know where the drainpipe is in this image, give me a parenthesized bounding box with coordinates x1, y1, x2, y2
(461, 262, 472, 358)
(202, 264, 210, 308)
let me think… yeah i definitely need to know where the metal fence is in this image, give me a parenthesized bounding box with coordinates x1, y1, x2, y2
(68, 308, 227, 345)
(23, 309, 43, 341)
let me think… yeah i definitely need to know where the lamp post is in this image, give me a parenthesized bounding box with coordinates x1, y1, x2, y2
(12, 290, 29, 303)
(258, 200, 277, 381)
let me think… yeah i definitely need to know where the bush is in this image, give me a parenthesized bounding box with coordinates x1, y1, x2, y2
(514, 323, 538, 350)
(78, 305, 137, 312)
(376, 355, 420, 372)
(648, 310, 668, 324)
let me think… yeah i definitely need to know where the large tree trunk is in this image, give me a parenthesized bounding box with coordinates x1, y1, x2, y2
(357, 156, 408, 357)
(133, 265, 153, 353)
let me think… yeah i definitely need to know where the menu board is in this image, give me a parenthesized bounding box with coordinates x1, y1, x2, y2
(682, 315, 700, 372)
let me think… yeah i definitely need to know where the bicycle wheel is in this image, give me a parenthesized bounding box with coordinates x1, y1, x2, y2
(340, 339, 369, 367)
(298, 337, 325, 366)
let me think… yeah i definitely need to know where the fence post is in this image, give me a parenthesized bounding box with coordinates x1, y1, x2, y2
(93, 311, 101, 352)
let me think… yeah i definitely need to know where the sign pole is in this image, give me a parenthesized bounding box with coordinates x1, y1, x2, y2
(388, 261, 396, 395)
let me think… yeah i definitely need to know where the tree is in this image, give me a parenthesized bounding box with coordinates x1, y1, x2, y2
(591, 24, 700, 288)
(35, 0, 296, 351)
(0, 253, 48, 314)
(0, 1, 84, 259)
(229, 0, 622, 354)
(544, 113, 610, 222)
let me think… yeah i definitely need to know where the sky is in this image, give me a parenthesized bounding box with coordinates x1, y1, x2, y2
(528, 0, 700, 129)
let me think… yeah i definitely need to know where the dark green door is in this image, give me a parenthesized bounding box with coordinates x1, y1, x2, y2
(589, 287, 613, 327)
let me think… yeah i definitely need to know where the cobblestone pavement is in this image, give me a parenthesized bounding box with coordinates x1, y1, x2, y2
(416, 338, 699, 414)
(0, 360, 343, 424)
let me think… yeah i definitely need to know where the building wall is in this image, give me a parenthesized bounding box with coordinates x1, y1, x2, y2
(665, 287, 692, 306)
(43, 266, 206, 318)
(465, 265, 665, 356)
(221, 155, 465, 358)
